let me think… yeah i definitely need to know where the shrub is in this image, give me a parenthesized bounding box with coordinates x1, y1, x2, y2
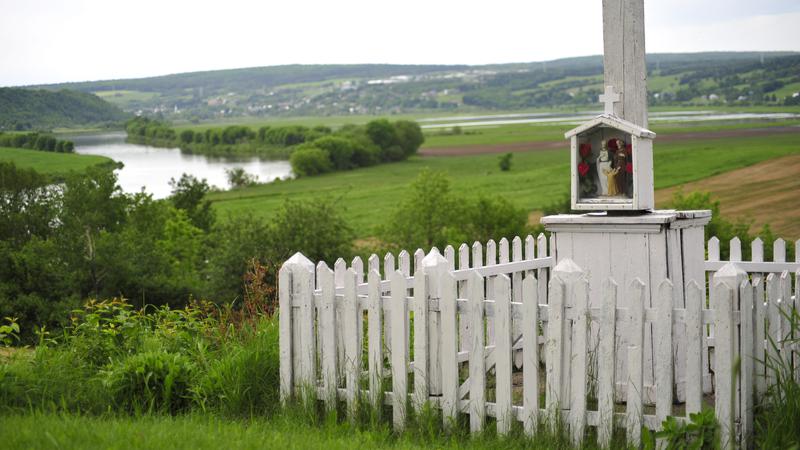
(394, 120, 424, 157)
(499, 153, 513, 171)
(104, 351, 195, 414)
(311, 136, 355, 170)
(289, 146, 332, 177)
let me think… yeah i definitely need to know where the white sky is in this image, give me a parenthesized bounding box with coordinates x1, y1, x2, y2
(1, 0, 798, 87)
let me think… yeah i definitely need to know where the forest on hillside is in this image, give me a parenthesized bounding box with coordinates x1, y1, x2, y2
(29, 52, 800, 121)
(0, 88, 129, 131)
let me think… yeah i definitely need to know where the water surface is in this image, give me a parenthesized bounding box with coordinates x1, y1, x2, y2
(73, 132, 292, 199)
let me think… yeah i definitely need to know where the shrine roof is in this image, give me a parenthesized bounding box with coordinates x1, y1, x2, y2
(564, 113, 656, 140)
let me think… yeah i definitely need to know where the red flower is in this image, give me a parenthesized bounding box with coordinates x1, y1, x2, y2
(608, 138, 619, 151)
(625, 143, 632, 153)
(626, 162, 633, 173)
(579, 143, 592, 158)
(578, 161, 590, 177)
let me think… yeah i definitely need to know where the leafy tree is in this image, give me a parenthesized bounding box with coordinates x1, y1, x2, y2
(462, 196, 528, 244)
(393, 120, 424, 157)
(225, 167, 258, 188)
(268, 198, 354, 264)
(499, 153, 513, 171)
(381, 169, 462, 250)
(179, 129, 195, 144)
(168, 174, 215, 232)
(366, 119, 398, 152)
(289, 147, 332, 177)
(311, 136, 355, 170)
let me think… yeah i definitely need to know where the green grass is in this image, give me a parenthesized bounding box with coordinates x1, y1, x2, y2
(0, 147, 113, 176)
(209, 133, 800, 238)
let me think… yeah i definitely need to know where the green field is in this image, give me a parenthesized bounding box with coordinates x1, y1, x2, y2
(0, 147, 112, 176)
(208, 133, 800, 238)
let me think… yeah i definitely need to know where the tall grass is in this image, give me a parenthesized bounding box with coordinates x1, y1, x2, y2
(755, 305, 800, 448)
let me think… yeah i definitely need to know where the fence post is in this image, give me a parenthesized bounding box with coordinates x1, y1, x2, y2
(713, 262, 746, 450)
(522, 274, 540, 436)
(422, 248, 448, 398)
(547, 258, 583, 428)
(598, 277, 618, 448)
(439, 270, 459, 429)
(279, 253, 315, 402)
(318, 262, 337, 411)
(626, 278, 646, 448)
(390, 270, 409, 430)
(469, 271, 486, 433)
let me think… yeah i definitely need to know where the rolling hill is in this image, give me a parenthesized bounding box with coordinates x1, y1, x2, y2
(0, 88, 130, 131)
(26, 52, 800, 122)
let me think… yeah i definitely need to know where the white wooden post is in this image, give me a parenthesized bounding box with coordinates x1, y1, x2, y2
(547, 258, 582, 426)
(318, 262, 337, 411)
(766, 273, 779, 389)
(522, 274, 540, 436)
(713, 262, 746, 450)
(685, 280, 704, 415)
(739, 278, 755, 448)
(390, 270, 409, 430)
(602, 0, 647, 127)
(655, 279, 674, 427)
(279, 252, 315, 402)
(458, 243, 472, 352)
(334, 258, 347, 383)
(486, 239, 497, 347)
(569, 274, 589, 446)
(293, 255, 317, 393)
(367, 269, 384, 412)
(384, 252, 395, 354)
(753, 276, 767, 401)
(468, 271, 486, 433)
(512, 236, 524, 369)
(343, 268, 360, 419)
(412, 259, 430, 411)
(598, 278, 618, 448)
(495, 274, 513, 435)
(439, 271, 459, 429)
(423, 248, 447, 397)
(626, 278, 646, 448)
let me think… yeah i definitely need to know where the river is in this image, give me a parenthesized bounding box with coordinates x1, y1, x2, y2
(72, 132, 292, 199)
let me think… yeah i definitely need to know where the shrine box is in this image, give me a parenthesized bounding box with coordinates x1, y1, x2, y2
(565, 114, 655, 211)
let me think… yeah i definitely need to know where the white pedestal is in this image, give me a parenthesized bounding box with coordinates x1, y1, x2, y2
(541, 210, 711, 403)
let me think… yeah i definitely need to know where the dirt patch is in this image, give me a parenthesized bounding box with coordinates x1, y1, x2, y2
(656, 154, 800, 240)
(420, 126, 800, 157)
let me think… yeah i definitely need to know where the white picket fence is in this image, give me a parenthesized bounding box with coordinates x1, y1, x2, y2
(279, 235, 800, 448)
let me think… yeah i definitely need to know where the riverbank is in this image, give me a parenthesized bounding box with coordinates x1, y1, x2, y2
(0, 146, 115, 177)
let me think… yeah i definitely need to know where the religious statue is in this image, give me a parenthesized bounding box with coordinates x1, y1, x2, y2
(614, 148, 628, 196)
(596, 141, 613, 196)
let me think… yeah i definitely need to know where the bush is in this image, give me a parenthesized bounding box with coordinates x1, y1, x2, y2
(289, 146, 332, 177)
(104, 351, 196, 414)
(311, 136, 355, 170)
(499, 153, 513, 171)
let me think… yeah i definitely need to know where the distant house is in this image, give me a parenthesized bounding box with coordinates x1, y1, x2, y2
(708, 94, 719, 101)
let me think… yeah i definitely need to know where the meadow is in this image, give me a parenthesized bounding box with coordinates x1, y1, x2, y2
(208, 132, 800, 239)
(0, 146, 112, 176)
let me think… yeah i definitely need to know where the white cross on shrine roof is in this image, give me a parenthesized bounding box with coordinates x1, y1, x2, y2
(599, 85, 621, 115)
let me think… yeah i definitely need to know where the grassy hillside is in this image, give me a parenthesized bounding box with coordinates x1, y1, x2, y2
(0, 88, 129, 131)
(29, 52, 800, 122)
(0, 146, 113, 176)
(208, 132, 800, 239)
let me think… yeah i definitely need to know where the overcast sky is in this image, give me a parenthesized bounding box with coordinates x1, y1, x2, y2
(1, 0, 799, 87)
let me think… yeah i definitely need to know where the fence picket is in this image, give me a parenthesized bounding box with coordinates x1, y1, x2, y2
(486, 240, 497, 347)
(279, 265, 293, 402)
(753, 277, 766, 401)
(522, 275, 540, 436)
(297, 260, 317, 390)
(713, 265, 741, 450)
(626, 278, 646, 448)
(708, 237, 720, 261)
(546, 276, 566, 425)
(525, 234, 535, 261)
(384, 253, 395, 354)
(413, 267, 429, 412)
(444, 245, 455, 270)
(352, 256, 364, 283)
(469, 271, 486, 433)
(398, 250, 410, 277)
(459, 243, 472, 353)
(780, 271, 791, 357)
(318, 262, 338, 410)
(391, 270, 409, 430)
(512, 236, 524, 369)
(730, 237, 742, 262)
(795, 269, 800, 384)
(343, 268, 360, 419)
(766, 273, 779, 389)
(656, 279, 674, 427)
(440, 271, 459, 429)
(773, 239, 786, 263)
(569, 276, 589, 446)
(334, 259, 347, 383)
(537, 233, 549, 306)
(740, 279, 755, 448)
(598, 278, 618, 448)
(685, 280, 703, 415)
(367, 269, 384, 412)
(495, 274, 513, 435)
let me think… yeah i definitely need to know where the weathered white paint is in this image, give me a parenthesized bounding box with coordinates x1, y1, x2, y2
(626, 279, 645, 447)
(494, 274, 513, 435)
(569, 275, 589, 445)
(343, 268, 360, 419)
(522, 275, 540, 436)
(318, 262, 338, 410)
(440, 271, 459, 428)
(367, 269, 384, 411)
(468, 271, 486, 433)
(597, 277, 618, 447)
(391, 270, 409, 430)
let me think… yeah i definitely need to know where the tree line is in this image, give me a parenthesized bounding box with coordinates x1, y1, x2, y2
(125, 117, 425, 177)
(0, 132, 75, 153)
